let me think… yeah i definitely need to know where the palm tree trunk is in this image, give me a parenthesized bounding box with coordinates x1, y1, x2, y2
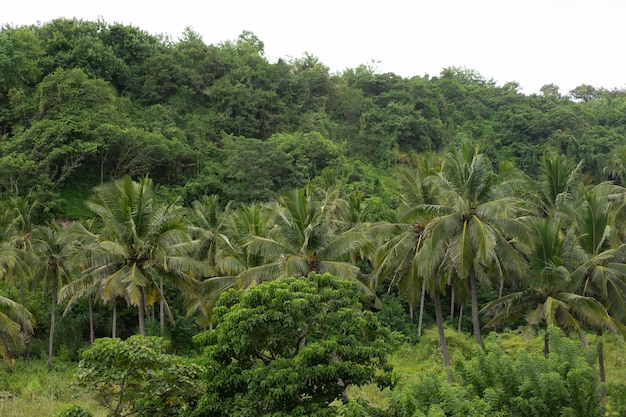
(88, 293, 94, 344)
(433, 292, 451, 381)
(159, 275, 165, 336)
(458, 304, 464, 332)
(597, 328, 606, 383)
(138, 289, 146, 336)
(48, 280, 57, 371)
(450, 286, 455, 324)
(112, 302, 117, 339)
(543, 329, 549, 358)
(469, 266, 483, 346)
(417, 279, 426, 338)
(580, 330, 588, 350)
(1, 339, 13, 372)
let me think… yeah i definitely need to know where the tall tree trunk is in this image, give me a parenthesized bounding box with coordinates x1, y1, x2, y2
(48, 280, 57, 371)
(457, 304, 464, 332)
(543, 328, 550, 358)
(469, 266, 483, 346)
(88, 292, 94, 344)
(450, 286, 455, 324)
(159, 275, 165, 336)
(433, 292, 452, 381)
(1, 339, 13, 372)
(580, 330, 589, 350)
(20, 280, 26, 308)
(138, 289, 146, 336)
(417, 279, 426, 338)
(112, 302, 117, 339)
(597, 328, 606, 383)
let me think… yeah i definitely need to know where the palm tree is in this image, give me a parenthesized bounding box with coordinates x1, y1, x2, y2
(59, 219, 125, 341)
(370, 153, 441, 337)
(4, 197, 40, 307)
(85, 175, 200, 336)
(570, 183, 626, 381)
(526, 152, 582, 218)
(482, 217, 618, 357)
(182, 195, 242, 327)
(425, 140, 527, 346)
(0, 295, 33, 370)
(243, 187, 370, 292)
(31, 222, 73, 370)
(187, 195, 232, 274)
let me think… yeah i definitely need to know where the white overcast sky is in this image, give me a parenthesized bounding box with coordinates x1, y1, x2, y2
(3, 0, 626, 94)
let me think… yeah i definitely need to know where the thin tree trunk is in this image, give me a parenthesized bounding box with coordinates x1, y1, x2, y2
(450, 286, 455, 324)
(498, 276, 504, 298)
(138, 289, 146, 336)
(88, 293, 94, 344)
(1, 339, 13, 372)
(20, 280, 26, 308)
(408, 302, 414, 320)
(598, 328, 606, 383)
(48, 281, 57, 371)
(114, 378, 125, 417)
(112, 302, 117, 339)
(457, 304, 464, 332)
(159, 275, 165, 335)
(580, 330, 588, 350)
(417, 279, 426, 338)
(469, 266, 483, 346)
(433, 292, 452, 381)
(543, 329, 550, 358)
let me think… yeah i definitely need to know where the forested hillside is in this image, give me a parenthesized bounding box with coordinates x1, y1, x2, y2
(1, 18, 626, 417)
(2, 18, 626, 217)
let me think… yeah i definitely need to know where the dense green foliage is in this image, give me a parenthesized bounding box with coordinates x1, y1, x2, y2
(192, 273, 392, 416)
(2, 17, 626, 417)
(2, 18, 626, 212)
(391, 329, 603, 417)
(76, 336, 205, 417)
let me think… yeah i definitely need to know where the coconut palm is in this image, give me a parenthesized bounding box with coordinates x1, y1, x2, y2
(84, 175, 200, 336)
(187, 195, 232, 274)
(242, 187, 370, 292)
(482, 216, 618, 357)
(0, 295, 33, 370)
(424, 140, 528, 346)
(570, 183, 626, 381)
(370, 153, 441, 336)
(526, 152, 582, 218)
(182, 196, 247, 327)
(59, 219, 127, 340)
(31, 222, 73, 370)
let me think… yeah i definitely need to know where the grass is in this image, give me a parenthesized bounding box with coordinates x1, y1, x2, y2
(0, 359, 106, 417)
(2, 328, 625, 416)
(349, 326, 626, 411)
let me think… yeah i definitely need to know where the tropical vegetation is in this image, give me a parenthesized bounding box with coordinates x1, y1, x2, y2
(1, 17, 626, 416)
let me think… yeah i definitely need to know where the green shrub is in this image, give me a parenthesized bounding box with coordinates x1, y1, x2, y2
(391, 329, 602, 417)
(605, 382, 626, 417)
(56, 405, 94, 417)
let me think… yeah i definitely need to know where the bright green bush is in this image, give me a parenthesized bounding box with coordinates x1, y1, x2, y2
(390, 329, 602, 417)
(56, 405, 94, 417)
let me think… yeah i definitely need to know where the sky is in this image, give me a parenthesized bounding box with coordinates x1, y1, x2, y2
(3, 0, 626, 95)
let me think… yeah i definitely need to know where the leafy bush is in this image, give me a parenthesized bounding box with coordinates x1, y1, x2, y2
(390, 329, 602, 417)
(75, 336, 206, 417)
(605, 382, 626, 417)
(56, 404, 94, 417)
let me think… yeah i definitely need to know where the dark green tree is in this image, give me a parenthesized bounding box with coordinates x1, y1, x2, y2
(192, 273, 392, 417)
